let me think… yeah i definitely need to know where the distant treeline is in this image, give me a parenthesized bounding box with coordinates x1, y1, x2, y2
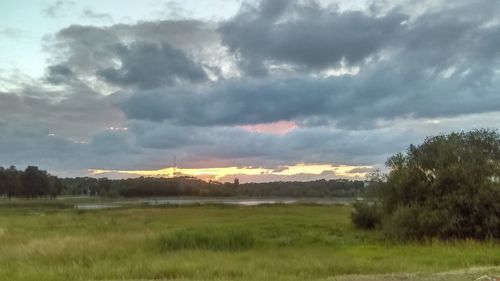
(0, 165, 365, 199)
(61, 176, 365, 198)
(0, 166, 64, 199)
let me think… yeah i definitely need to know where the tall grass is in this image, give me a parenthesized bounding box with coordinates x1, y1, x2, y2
(0, 202, 499, 280)
(159, 227, 256, 251)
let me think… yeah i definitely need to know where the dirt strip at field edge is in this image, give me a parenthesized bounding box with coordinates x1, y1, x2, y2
(327, 266, 500, 281)
(98, 266, 500, 281)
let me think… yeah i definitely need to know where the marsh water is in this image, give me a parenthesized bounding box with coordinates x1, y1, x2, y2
(74, 197, 356, 209)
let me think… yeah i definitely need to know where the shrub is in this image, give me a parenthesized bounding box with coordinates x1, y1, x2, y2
(351, 201, 382, 229)
(380, 129, 500, 240)
(381, 204, 457, 240)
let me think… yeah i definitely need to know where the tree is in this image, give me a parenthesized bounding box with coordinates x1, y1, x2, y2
(44, 176, 64, 199)
(6, 166, 22, 199)
(21, 166, 45, 198)
(380, 129, 500, 240)
(0, 167, 6, 196)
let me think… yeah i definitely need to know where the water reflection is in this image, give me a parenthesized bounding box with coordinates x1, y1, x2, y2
(75, 197, 354, 210)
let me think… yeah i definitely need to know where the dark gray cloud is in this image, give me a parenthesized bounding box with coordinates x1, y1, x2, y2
(0, 120, 150, 175)
(120, 62, 500, 129)
(106, 113, 424, 167)
(257, 0, 291, 20)
(47, 20, 219, 75)
(2, 0, 500, 178)
(0, 81, 124, 141)
(97, 42, 207, 89)
(121, 77, 344, 125)
(219, 0, 500, 77)
(0, 124, 81, 168)
(48, 25, 119, 74)
(219, 0, 407, 74)
(45, 64, 74, 85)
(128, 120, 207, 149)
(90, 130, 138, 155)
(118, 0, 500, 128)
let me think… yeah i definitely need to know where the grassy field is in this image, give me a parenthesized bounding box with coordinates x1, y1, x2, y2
(0, 201, 499, 280)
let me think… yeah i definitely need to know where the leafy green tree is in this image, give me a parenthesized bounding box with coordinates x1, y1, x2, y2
(21, 166, 43, 198)
(0, 167, 6, 196)
(51, 177, 65, 199)
(6, 166, 22, 199)
(380, 129, 500, 240)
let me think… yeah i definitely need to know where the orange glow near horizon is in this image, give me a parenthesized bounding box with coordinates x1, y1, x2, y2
(89, 163, 373, 182)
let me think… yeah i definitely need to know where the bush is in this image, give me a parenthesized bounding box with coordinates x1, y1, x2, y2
(159, 227, 256, 251)
(382, 205, 447, 240)
(380, 129, 500, 240)
(351, 201, 382, 229)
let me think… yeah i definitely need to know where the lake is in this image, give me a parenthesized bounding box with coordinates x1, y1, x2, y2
(74, 197, 356, 209)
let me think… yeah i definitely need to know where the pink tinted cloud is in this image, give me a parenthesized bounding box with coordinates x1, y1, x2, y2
(240, 120, 297, 135)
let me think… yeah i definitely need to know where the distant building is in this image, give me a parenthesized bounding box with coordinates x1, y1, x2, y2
(234, 178, 239, 186)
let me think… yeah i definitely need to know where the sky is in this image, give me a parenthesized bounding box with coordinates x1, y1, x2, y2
(1, 0, 499, 182)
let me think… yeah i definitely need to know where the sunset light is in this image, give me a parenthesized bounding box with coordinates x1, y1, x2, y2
(89, 163, 373, 183)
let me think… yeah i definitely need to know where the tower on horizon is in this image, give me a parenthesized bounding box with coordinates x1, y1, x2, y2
(173, 155, 176, 177)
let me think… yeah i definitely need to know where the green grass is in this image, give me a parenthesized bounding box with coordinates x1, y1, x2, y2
(0, 201, 499, 280)
(159, 227, 256, 251)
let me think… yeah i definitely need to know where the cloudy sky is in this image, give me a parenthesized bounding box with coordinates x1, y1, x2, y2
(1, 0, 499, 182)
